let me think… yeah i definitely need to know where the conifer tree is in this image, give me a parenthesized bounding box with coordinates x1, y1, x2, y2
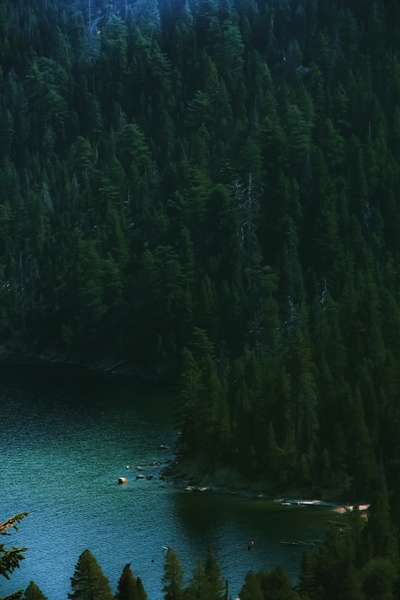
(347, 389, 376, 498)
(162, 548, 184, 600)
(136, 578, 147, 600)
(177, 347, 201, 453)
(297, 552, 321, 600)
(335, 563, 364, 600)
(203, 549, 226, 600)
(187, 560, 210, 600)
(116, 564, 139, 600)
(0, 513, 29, 600)
(239, 571, 263, 600)
(23, 582, 47, 600)
(361, 557, 397, 600)
(68, 549, 113, 600)
(367, 489, 399, 566)
(258, 566, 300, 600)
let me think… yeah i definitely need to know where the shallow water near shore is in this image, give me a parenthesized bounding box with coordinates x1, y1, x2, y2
(0, 360, 333, 599)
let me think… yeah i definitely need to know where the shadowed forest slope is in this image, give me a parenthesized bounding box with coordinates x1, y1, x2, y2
(1, 0, 400, 494)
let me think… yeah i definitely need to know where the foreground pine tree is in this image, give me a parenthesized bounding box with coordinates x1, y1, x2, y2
(162, 548, 184, 600)
(116, 564, 138, 600)
(239, 571, 263, 600)
(204, 549, 226, 600)
(258, 567, 300, 600)
(116, 564, 148, 600)
(136, 578, 148, 600)
(187, 550, 226, 600)
(68, 549, 113, 600)
(0, 512, 29, 600)
(23, 581, 47, 600)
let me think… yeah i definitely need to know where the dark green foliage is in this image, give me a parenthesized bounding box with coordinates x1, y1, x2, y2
(68, 549, 113, 600)
(23, 582, 47, 600)
(257, 566, 300, 600)
(366, 490, 399, 566)
(239, 571, 263, 600)
(0, 513, 29, 600)
(115, 564, 148, 600)
(203, 550, 226, 600)
(1, 0, 400, 498)
(116, 564, 139, 600)
(162, 548, 184, 600)
(9, 504, 400, 600)
(296, 494, 400, 600)
(297, 552, 321, 600)
(135, 579, 147, 600)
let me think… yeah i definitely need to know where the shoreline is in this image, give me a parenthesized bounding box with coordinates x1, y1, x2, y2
(163, 455, 311, 501)
(1, 347, 367, 513)
(0, 345, 161, 383)
(161, 455, 369, 513)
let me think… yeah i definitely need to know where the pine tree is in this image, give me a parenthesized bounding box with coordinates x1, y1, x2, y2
(335, 563, 364, 600)
(0, 513, 29, 600)
(287, 329, 318, 454)
(162, 548, 184, 600)
(136, 578, 147, 600)
(187, 560, 210, 600)
(116, 564, 139, 600)
(177, 347, 201, 454)
(68, 549, 114, 600)
(258, 566, 300, 600)
(23, 582, 47, 600)
(239, 571, 263, 600)
(203, 549, 226, 600)
(297, 552, 321, 600)
(361, 558, 397, 600)
(347, 389, 376, 498)
(367, 489, 399, 566)
(312, 526, 353, 599)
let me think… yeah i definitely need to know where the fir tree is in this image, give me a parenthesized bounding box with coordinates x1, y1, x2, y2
(116, 564, 139, 600)
(239, 571, 263, 600)
(136, 578, 147, 600)
(203, 549, 226, 600)
(162, 548, 184, 600)
(23, 582, 47, 600)
(68, 549, 113, 600)
(0, 513, 29, 600)
(258, 566, 300, 600)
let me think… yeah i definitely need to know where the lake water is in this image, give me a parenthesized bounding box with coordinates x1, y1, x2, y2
(0, 360, 332, 599)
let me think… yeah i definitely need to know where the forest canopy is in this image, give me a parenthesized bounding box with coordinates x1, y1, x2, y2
(1, 0, 400, 495)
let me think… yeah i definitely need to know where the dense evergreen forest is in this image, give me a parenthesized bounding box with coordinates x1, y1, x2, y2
(2, 0, 400, 495)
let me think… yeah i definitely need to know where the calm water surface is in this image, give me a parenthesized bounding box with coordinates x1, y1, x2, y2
(0, 361, 331, 599)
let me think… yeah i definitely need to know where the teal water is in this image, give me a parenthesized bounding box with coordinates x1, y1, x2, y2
(0, 361, 331, 599)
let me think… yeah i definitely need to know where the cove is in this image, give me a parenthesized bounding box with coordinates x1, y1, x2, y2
(0, 360, 331, 600)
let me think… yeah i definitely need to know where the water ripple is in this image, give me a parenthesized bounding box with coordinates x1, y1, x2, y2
(0, 361, 328, 600)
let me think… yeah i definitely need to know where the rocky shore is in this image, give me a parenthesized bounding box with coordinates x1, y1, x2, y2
(1, 346, 356, 507)
(161, 454, 357, 506)
(162, 454, 287, 499)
